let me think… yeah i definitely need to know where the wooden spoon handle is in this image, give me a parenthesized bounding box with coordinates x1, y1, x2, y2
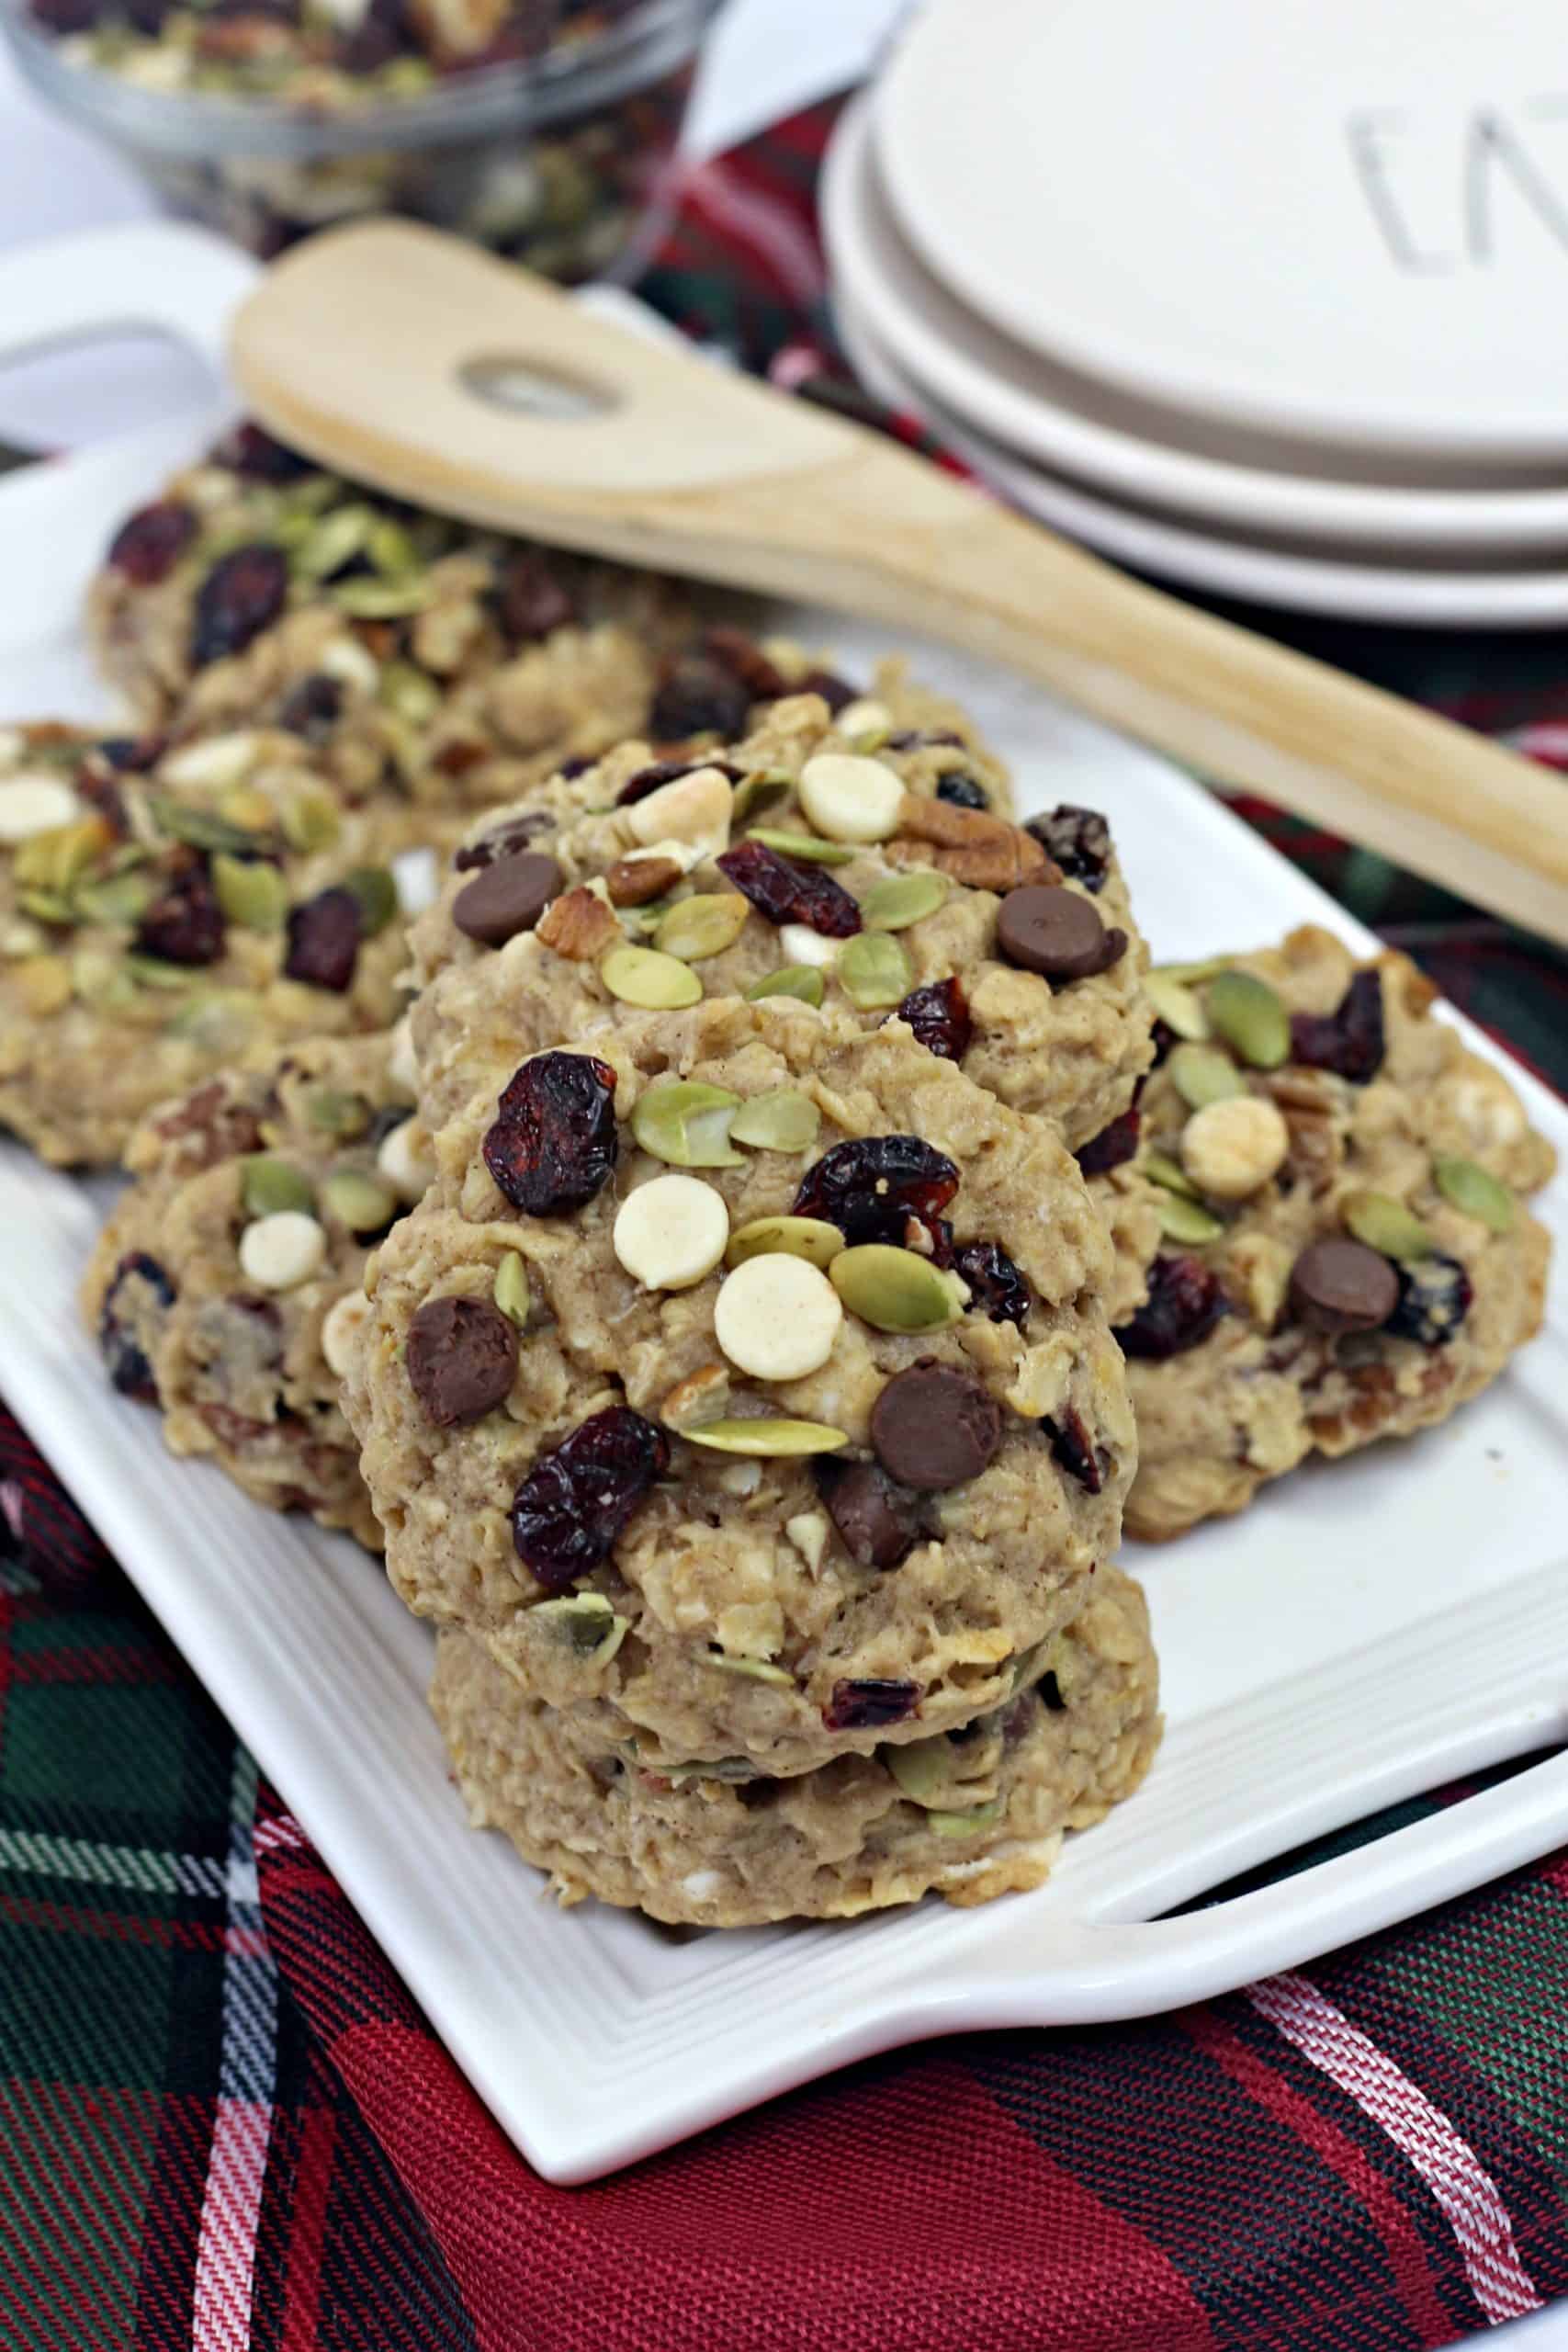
(231, 221, 1568, 946)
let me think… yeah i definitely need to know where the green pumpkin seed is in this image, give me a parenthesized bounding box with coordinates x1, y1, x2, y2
(321, 1169, 397, 1234)
(661, 1754, 760, 1786)
(164, 989, 257, 1048)
(1168, 1042, 1247, 1109)
(1145, 1148, 1199, 1198)
(1207, 969, 1290, 1069)
(1146, 969, 1210, 1041)
(123, 954, 195, 991)
(728, 1089, 820, 1153)
(15, 890, 71, 927)
(729, 770, 792, 825)
(1153, 956, 1232, 985)
(278, 472, 340, 519)
(1434, 1157, 1515, 1233)
(530, 1591, 627, 1662)
(378, 662, 440, 724)
(837, 931, 911, 1010)
(212, 854, 288, 932)
(367, 516, 417, 580)
(707, 1652, 794, 1686)
(1342, 1190, 1434, 1261)
(653, 892, 750, 961)
(243, 1156, 314, 1219)
(927, 1800, 1006, 1839)
(493, 1251, 531, 1326)
(861, 869, 949, 931)
(745, 964, 825, 1007)
(14, 820, 107, 895)
(72, 871, 156, 927)
(1156, 1193, 1224, 1245)
(600, 944, 704, 1011)
(745, 827, 857, 866)
(631, 1080, 742, 1168)
(306, 1088, 371, 1138)
(70, 948, 135, 1009)
(725, 1216, 844, 1271)
(344, 865, 399, 936)
(829, 1243, 967, 1333)
(148, 794, 261, 855)
(330, 576, 432, 619)
(278, 792, 342, 854)
(294, 503, 376, 583)
(683, 1418, 850, 1458)
(885, 1735, 995, 1810)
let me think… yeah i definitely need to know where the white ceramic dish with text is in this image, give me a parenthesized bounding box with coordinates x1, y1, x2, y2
(0, 232, 1565, 2183)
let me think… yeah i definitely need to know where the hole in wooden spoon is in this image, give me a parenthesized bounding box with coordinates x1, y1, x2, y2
(458, 354, 619, 422)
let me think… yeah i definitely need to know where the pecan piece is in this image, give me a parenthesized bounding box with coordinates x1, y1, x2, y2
(535, 885, 621, 960)
(605, 854, 682, 908)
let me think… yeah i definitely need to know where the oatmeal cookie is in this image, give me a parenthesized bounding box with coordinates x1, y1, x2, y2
(407, 693, 1145, 1151)
(343, 1002, 1135, 1777)
(1120, 926, 1554, 1541)
(431, 1565, 1160, 1926)
(80, 1031, 429, 1550)
(0, 724, 426, 1166)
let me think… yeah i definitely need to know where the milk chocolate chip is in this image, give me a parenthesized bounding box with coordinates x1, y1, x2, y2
(996, 884, 1125, 981)
(407, 1295, 519, 1425)
(452, 851, 562, 948)
(870, 1361, 1001, 1490)
(1288, 1238, 1399, 1336)
(815, 1457, 928, 1567)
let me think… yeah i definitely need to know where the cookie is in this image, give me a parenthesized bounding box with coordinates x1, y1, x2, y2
(80, 1031, 427, 1549)
(1120, 926, 1555, 1540)
(406, 692, 1145, 1151)
(431, 1564, 1160, 1925)
(0, 724, 422, 1166)
(342, 1001, 1136, 1777)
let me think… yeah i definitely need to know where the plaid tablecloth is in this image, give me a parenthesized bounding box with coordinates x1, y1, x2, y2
(7, 97, 1568, 2352)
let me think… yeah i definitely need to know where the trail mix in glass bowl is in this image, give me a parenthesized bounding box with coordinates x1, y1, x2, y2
(3, 0, 715, 273)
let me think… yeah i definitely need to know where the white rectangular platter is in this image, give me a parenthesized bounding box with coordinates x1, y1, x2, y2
(0, 293, 1565, 2184)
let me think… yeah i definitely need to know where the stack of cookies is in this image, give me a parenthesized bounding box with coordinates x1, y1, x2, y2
(3, 416, 1552, 1931)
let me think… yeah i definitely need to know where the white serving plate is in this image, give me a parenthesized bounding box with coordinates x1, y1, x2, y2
(1, 234, 1566, 2186)
(837, 290, 1568, 628)
(878, 0, 1568, 465)
(825, 99, 1568, 558)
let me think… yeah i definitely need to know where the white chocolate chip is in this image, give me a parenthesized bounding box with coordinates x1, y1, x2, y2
(161, 731, 263, 790)
(714, 1251, 842, 1380)
(777, 922, 840, 969)
(391, 845, 439, 914)
(797, 751, 904, 843)
(835, 696, 892, 741)
(317, 635, 381, 693)
(387, 1013, 420, 1098)
(1180, 1094, 1290, 1199)
(680, 1870, 723, 1901)
(1445, 1069, 1527, 1153)
(0, 773, 81, 843)
(239, 1210, 327, 1292)
(626, 766, 733, 857)
(378, 1114, 435, 1203)
(321, 1288, 372, 1376)
(784, 1510, 829, 1574)
(614, 1173, 729, 1291)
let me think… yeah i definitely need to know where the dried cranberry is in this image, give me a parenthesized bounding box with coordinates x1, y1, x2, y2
(493, 553, 574, 644)
(793, 1136, 959, 1250)
(954, 1240, 1030, 1329)
(615, 757, 742, 809)
(75, 768, 128, 838)
(1149, 1019, 1178, 1068)
(191, 544, 289, 667)
(797, 668, 857, 714)
(125, 0, 171, 30)
(703, 626, 790, 703)
(1289, 970, 1386, 1084)
(337, 0, 408, 68)
(821, 1679, 920, 1733)
(453, 809, 555, 870)
(1026, 804, 1111, 892)
(649, 654, 753, 741)
(1075, 1107, 1141, 1176)
(136, 856, 225, 967)
(1042, 1406, 1110, 1492)
(107, 500, 197, 587)
(511, 1406, 669, 1590)
(716, 839, 862, 938)
(91, 735, 162, 774)
(99, 1253, 175, 1403)
(278, 673, 344, 742)
(897, 975, 972, 1062)
(934, 773, 988, 810)
(1383, 1251, 1472, 1347)
(484, 1050, 618, 1215)
(211, 421, 312, 482)
(1114, 1254, 1229, 1361)
(283, 888, 361, 991)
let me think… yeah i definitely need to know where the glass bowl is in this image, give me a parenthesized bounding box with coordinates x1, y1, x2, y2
(0, 0, 718, 277)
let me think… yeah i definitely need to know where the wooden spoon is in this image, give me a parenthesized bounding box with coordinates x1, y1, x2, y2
(231, 220, 1568, 946)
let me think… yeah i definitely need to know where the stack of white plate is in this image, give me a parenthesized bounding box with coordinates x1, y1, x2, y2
(825, 0, 1568, 626)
